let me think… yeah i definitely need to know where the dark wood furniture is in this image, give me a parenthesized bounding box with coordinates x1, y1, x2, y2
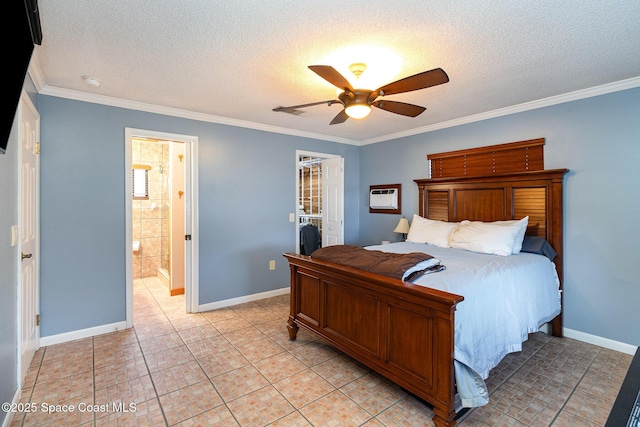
(283, 169, 568, 427)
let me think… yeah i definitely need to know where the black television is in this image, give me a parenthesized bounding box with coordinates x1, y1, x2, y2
(1, 0, 42, 154)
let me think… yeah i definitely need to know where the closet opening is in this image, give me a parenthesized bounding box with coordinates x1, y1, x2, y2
(298, 156, 323, 255)
(295, 150, 344, 254)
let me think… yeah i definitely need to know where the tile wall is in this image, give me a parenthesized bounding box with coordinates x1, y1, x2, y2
(132, 140, 170, 279)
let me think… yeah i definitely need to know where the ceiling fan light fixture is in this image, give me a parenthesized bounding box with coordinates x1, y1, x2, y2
(344, 103, 371, 119)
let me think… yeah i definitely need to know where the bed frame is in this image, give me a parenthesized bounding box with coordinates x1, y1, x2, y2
(283, 169, 568, 427)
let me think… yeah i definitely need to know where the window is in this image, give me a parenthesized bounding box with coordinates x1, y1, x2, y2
(132, 164, 151, 199)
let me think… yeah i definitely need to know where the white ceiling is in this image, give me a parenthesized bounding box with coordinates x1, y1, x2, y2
(33, 0, 640, 145)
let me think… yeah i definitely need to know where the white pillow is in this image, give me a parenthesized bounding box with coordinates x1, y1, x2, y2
(406, 214, 459, 248)
(493, 216, 529, 253)
(449, 217, 528, 256)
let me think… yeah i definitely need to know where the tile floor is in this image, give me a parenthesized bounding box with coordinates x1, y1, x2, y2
(10, 276, 633, 426)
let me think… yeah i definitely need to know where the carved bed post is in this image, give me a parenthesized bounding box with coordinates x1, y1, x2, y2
(288, 263, 299, 340)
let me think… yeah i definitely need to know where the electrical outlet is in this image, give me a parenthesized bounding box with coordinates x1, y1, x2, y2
(269, 260, 276, 270)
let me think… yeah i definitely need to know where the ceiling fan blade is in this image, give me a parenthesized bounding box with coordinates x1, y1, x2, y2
(329, 109, 349, 125)
(273, 100, 339, 112)
(373, 100, 426, 117)
(309, 65, 354, 92)
(377, 68, 449, 96)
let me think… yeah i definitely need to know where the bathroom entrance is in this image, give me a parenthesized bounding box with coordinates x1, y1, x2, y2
(131, 137, 185, 294)
(125, 128, 199, 326)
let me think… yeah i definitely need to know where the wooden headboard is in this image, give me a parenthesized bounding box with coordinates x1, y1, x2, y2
(414, 169, 568, 335)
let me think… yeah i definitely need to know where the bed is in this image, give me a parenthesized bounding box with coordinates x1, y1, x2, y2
(283, 167, 568, 427)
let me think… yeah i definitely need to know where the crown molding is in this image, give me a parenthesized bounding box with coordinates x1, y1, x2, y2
(360, 76, 640, 145)
(36, 84, 360, 145)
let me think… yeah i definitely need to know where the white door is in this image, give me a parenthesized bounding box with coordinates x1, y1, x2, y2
(170, 142, 185, 293)
(19, 93, 40, 382)
(321, 157, 344, 247)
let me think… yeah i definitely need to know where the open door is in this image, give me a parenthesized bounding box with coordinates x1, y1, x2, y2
(19, 92, 40, 383)
(321, 157, 344, 247)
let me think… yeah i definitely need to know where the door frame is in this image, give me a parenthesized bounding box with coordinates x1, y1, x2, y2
(124, 128, 200, 326)
(295, 150, 343, 253)
(17, 90, 40, 385)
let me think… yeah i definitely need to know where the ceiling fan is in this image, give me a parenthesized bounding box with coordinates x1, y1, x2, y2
(273, 64, 449, 125)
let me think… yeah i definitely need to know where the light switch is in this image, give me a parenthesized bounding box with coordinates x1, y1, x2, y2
(11, 225, 18, 247)
(289, 213, 295, 222)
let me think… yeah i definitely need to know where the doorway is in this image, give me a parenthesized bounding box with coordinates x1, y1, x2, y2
(296, 150, 344, 253)
(125, 128, 199, 327)
(131, 137, 185, 292)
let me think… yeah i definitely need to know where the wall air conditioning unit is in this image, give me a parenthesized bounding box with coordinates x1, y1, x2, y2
(369, 188, 398, 209)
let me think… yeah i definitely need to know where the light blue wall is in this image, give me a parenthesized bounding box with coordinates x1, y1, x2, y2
(359, 87, 640, 347)
(38, 96, 360, 337)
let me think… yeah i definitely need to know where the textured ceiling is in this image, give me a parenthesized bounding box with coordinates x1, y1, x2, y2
(33, 0, 640, 144)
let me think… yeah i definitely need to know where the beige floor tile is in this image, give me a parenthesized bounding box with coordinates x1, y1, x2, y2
(22, 392, 95, 427)
(170, 314, 210, 331)
(226, 385, 295, 426)
(95, 375, 157, 410)
(313, 354, 370, 388)
(253, 352, 307, 383)
(224, 325, 268, 348)
(268, 412, 313, 427)
(186, 335, 235, 359)
(375, 395, 437, 427)
(94, 329, 139, 350)
(95, 397, 165, 426)
(137, 331, 185, 355)
(31, 370, 94, 402)
(94, 356, 149, 390)
(93, 340, 143, 370)
(150, 360, 208, 396)
(210, 317, 252, 334)
(273, 368, 335, 409)
(143, 345, 195, 373)
(200, 307, 239, 323)
(550, 411, 601, 427)
(299, 389, 373, 427)
(253, 318, 290, 338)
(174, 405, 240, 426)
(35, 358, 94, 385)
(235, 336, 285, 363)
(158, 381, 224, 425)
(177, 324, 221, 344)
(210, 365, 270, 402)
(229, 301, 271, 318)
(339, 372, 407, 416)
(197, 347, 251, 378)
(289, 340, 339, 368)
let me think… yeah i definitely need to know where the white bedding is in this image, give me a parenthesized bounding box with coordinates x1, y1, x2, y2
(365, 241, 561, 408)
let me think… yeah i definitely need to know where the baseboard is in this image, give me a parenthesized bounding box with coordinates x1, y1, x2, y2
(39, 321, 128, 347)
(198, 287, 290, 312)
(1, 388, 21, 427)
(563, 327, 638, 355)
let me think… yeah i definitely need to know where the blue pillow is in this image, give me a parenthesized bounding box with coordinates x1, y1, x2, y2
(521, 236, 557, 261)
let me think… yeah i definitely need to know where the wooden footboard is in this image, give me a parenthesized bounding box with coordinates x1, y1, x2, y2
(283, 252, 464, 427)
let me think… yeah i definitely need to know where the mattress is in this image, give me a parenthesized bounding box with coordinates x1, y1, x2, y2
(365, 241, 561, 407)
